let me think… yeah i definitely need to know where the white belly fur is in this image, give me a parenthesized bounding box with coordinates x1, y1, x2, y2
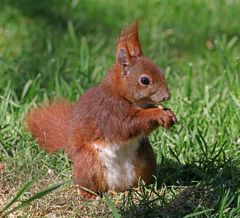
(93, 137, 141, 190)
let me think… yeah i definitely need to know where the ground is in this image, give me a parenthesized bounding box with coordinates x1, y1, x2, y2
(0, 0, 240, 217)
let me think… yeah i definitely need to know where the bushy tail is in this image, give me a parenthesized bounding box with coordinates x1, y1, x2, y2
(25, 100, 73, 152)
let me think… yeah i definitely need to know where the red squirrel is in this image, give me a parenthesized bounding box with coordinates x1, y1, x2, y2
(25, 22, 177, 197)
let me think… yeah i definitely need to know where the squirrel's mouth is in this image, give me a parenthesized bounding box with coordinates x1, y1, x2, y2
(147, 104, 164, 109)
(137, 103, 164, 109)
(134, 97, 168, 109)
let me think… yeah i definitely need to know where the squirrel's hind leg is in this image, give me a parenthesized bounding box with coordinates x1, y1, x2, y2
(134, 138, 157, 184)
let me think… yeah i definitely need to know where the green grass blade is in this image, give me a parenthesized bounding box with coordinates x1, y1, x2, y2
(103, 193, 121, 218)
(185, 63, 193, 98)
(2, 180, 34, 213)
(3, 181, 69, 216)
(21, 80, 33, 100)
(183, 209, 214, 218)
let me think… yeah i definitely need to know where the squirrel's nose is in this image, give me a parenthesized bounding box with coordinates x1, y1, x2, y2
(162, 93, 170, 101)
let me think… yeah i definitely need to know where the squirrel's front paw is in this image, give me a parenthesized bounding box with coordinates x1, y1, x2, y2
(157, 108, 177, 129)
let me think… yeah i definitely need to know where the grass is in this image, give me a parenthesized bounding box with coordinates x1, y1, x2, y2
(0, 0, 240, 217)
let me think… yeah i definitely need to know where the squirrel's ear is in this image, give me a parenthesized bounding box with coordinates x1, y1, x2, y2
(116, 28, 132, 74)
(126, 21, 143, 58)
(116, 21, 143, 69)
(117, 48, 131, 75)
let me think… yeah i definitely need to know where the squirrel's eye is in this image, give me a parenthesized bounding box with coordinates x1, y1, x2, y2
(140, 76, 150, 85)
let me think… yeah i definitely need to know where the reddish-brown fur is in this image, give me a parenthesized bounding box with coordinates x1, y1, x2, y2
(25, 22, 177, 197)
(26, 100, 73, 152)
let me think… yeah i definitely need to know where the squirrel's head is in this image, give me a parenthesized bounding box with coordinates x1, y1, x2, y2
(114, 21, 170, 108)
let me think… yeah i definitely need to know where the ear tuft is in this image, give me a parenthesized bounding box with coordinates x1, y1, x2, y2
(116, 21, 143, 63)
(126, 21, 143, 58)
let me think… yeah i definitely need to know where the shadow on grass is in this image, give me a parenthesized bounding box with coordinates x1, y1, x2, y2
(119, 158, 240, 217)
(1, 0, 119, 94)
(4, 0, 119, 32)
(4, 0, 68, 29)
